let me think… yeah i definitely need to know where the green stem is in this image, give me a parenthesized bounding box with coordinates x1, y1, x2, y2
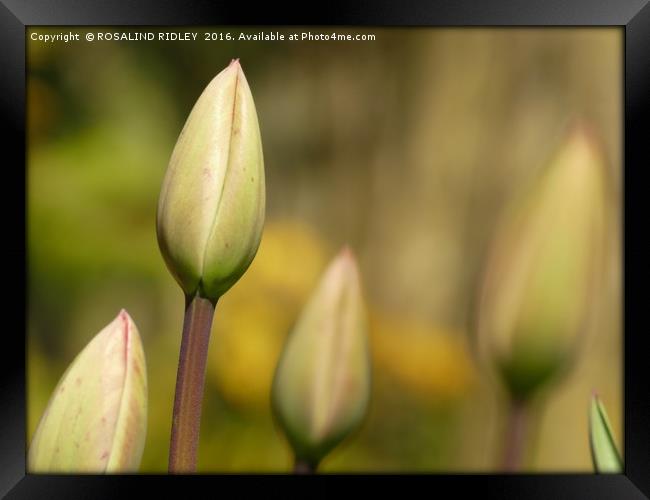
(293, 457, 318, 474)
(501, 398, 528, 472)
(168, 294, 216, 473)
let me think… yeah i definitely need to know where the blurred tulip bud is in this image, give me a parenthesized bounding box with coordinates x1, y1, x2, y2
(272, 247, 371, 468)
(589, 394, 622, 473)
(476, 124, 608, 401)
(157, 59, 265, 302)
(28, 310, 147, 473)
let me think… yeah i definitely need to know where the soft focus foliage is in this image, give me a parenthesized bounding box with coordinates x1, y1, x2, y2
(27, 27, 621, 471)
(28, 311, 147, 473)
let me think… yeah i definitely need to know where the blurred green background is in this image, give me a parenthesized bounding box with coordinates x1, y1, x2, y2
(27, 27, 622, 472)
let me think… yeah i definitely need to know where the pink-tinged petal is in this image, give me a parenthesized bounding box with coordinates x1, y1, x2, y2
(28, 310, 147, 473)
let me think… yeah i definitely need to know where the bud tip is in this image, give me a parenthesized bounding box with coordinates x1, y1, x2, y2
(118, 308, 131, 328)
(566, 118, 602, 150)
(339, 244, 353, 259)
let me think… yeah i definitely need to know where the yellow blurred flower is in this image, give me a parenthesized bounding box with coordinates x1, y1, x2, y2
(208, 219, 330, 410)
(371, 314, 474, 403)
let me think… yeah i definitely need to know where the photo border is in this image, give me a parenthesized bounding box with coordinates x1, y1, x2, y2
(2, 0, 648, 497)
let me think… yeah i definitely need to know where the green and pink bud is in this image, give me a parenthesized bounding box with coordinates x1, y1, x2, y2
(28, 310, 147, 473)
(475, 125, 609, 401)
(272, 247, 371, 469)
(156, 59, 265, 302)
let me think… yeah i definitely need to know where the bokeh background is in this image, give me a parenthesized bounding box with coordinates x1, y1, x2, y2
(27, 27, 622, 472)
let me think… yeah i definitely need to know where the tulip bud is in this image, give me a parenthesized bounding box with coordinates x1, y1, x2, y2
(589, 394, 622, 473)
(157, 59, 265, 302)
(28, 310, 147, 473)
(476, 125, 608, 401)
(272, 247, 371, 468)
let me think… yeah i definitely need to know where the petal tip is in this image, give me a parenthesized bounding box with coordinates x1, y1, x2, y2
(566, 119, 604, 157)
(118, 308, 130, 323)
(116, 309, 132, 340)
(339, 244, 353, 260)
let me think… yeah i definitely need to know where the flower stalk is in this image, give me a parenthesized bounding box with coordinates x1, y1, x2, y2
(500, 399, 529, 471)
(293, 458, 318, 474)
(168, 294, 216, 473)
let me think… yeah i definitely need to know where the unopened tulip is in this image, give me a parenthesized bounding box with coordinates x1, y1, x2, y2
(476, 125, 608, 402)
(28, 310, 147, 473)
(157, 59, 265, 302)
(160, 60, 266, 472)
(272, 247, 371, 470)
(589, 394, 622, 473)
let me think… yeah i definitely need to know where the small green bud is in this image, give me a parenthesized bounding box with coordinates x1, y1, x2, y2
(28, 310, 148, 473)
(589, 394, 622, 473)
(476, 124, 608, 401)
(157, 59, 265, 301)
(272, 247, 371, 467)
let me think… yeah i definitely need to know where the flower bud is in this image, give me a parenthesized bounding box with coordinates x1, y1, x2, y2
(476, 125, 608, 401)
(589, 394, 622, 473)
(28, 310, 148, 473)
(272, 247, 371, 467)
(157, 59, 265, 301)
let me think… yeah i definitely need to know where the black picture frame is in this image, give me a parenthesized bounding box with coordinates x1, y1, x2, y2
(2, 0, 649, 497)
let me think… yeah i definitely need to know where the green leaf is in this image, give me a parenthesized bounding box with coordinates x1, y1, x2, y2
(589, 394, 622, 473)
